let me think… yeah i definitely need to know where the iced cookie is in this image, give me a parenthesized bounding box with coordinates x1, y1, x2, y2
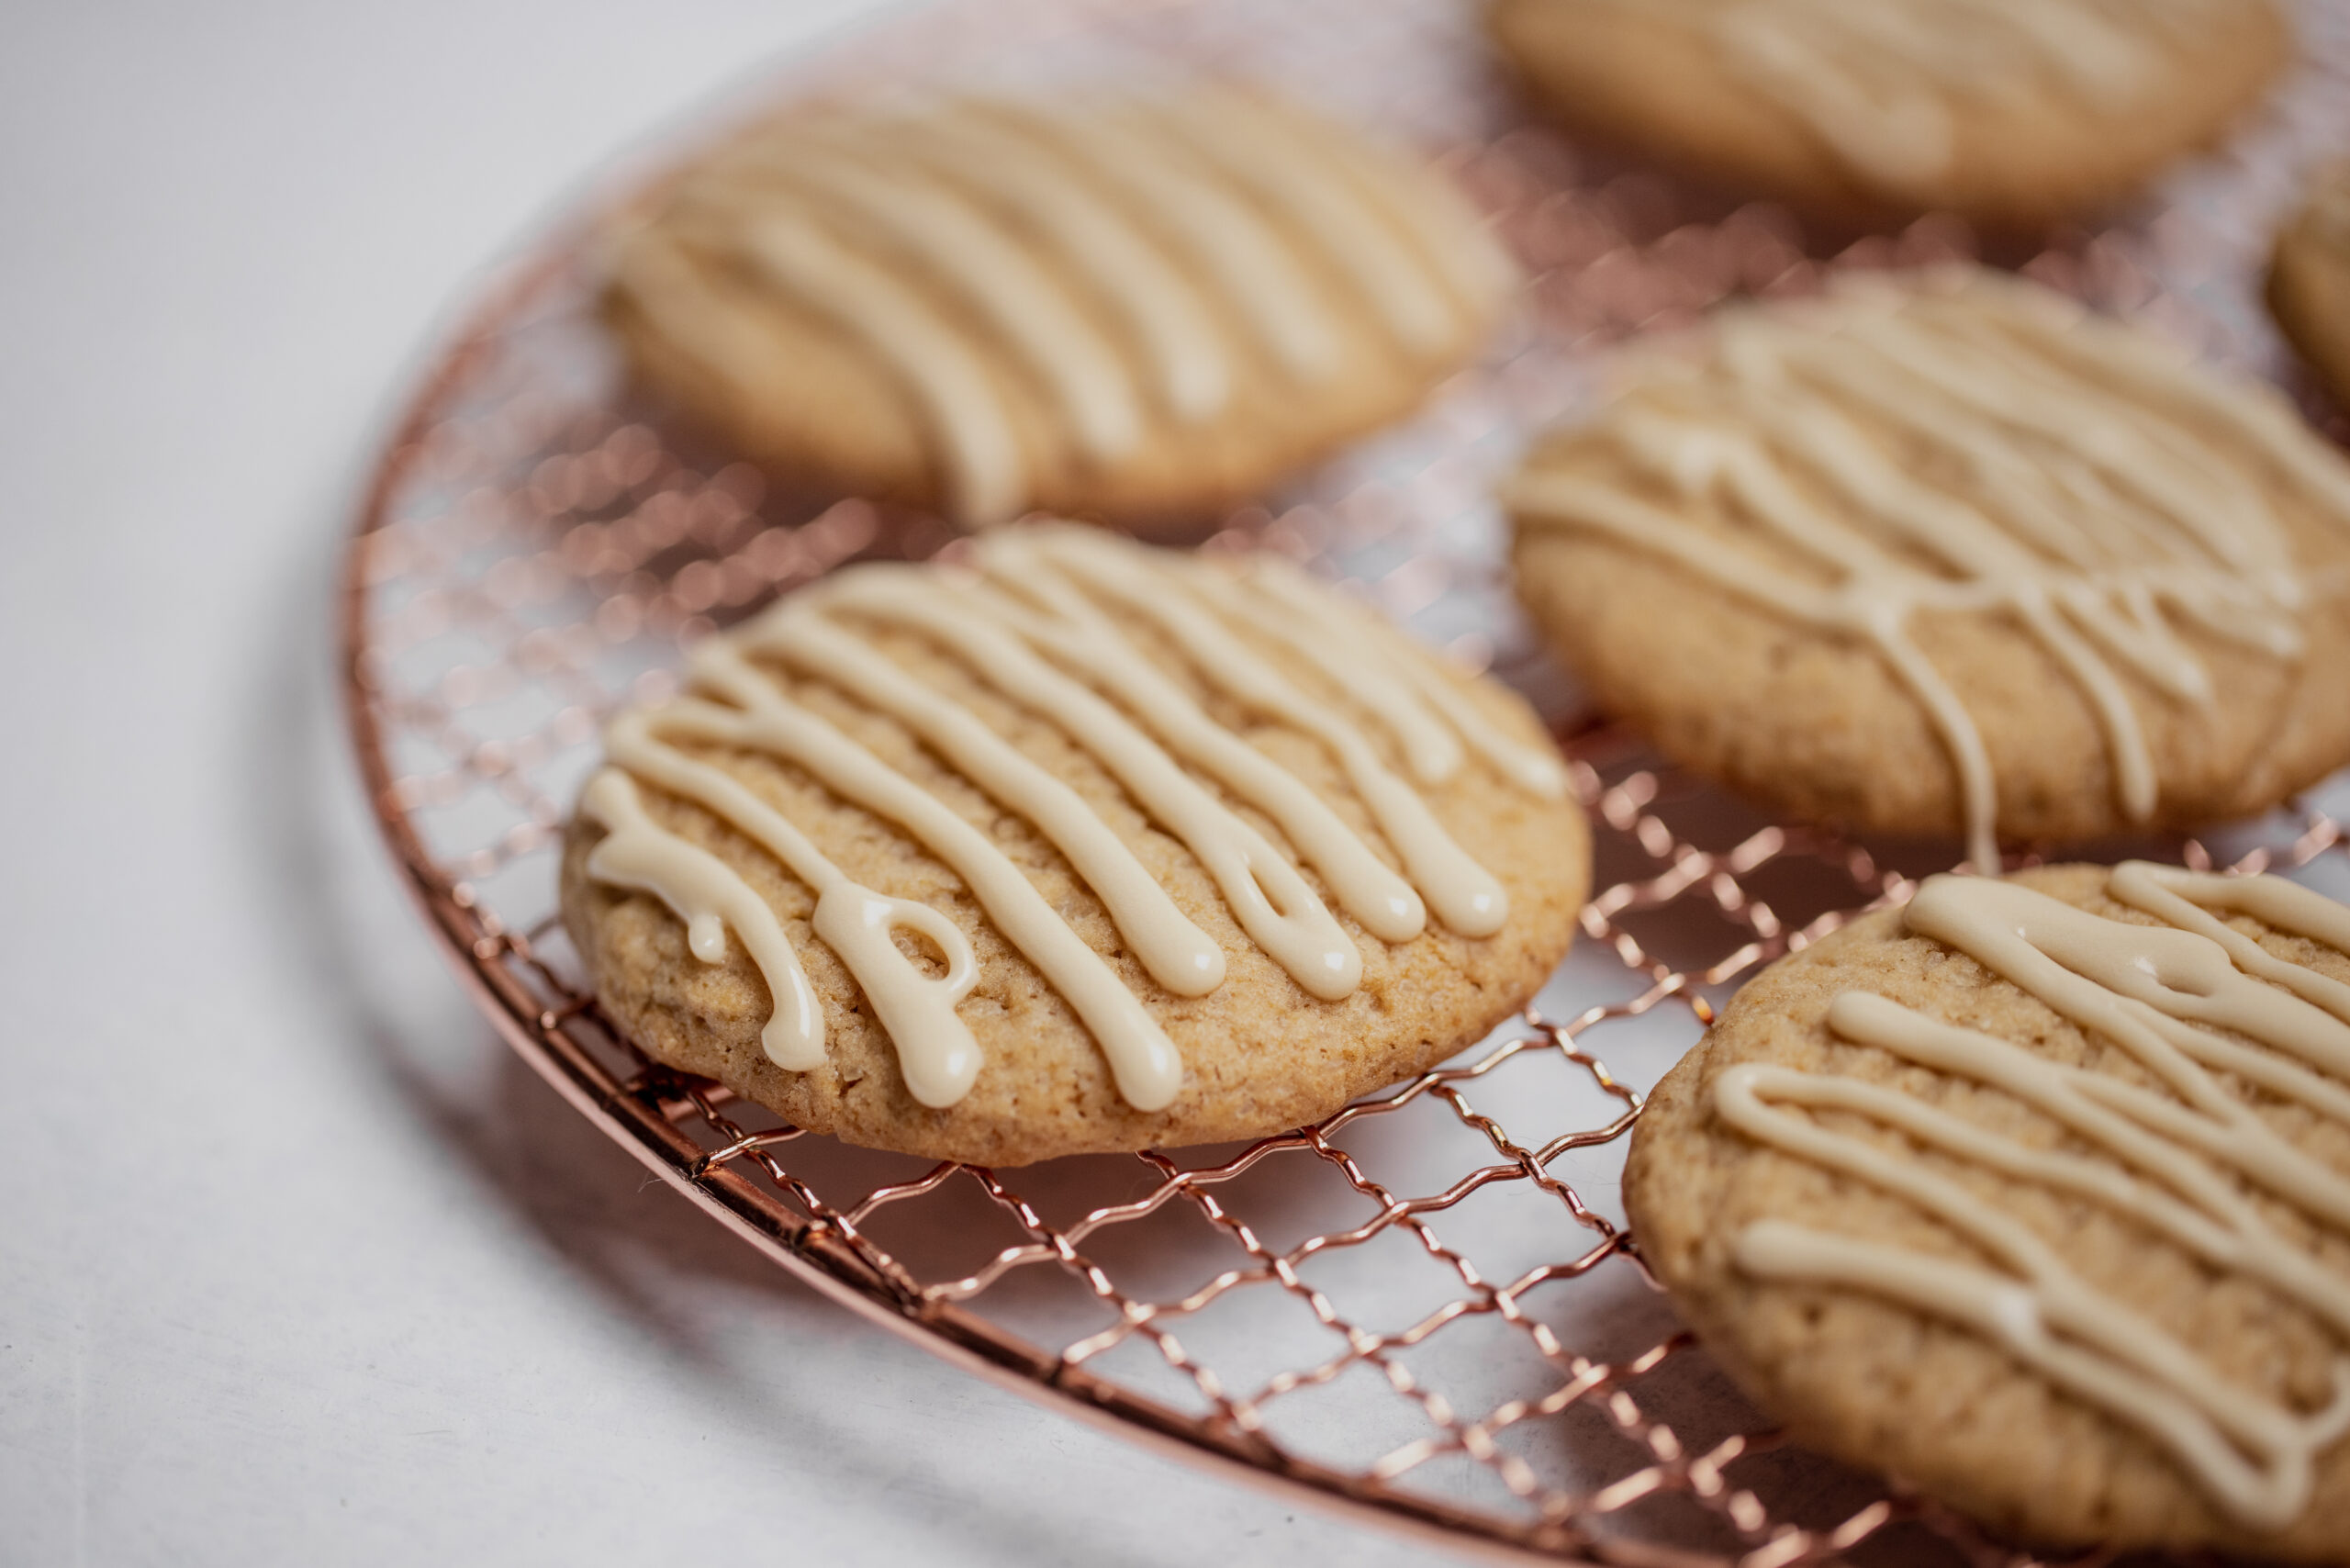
(1505, 268, 2350, 869)
(600, 86, 1517, 529)
(1625, 861, 2350, 1557)
(560, 527, 1587, 1166)
(1485, 0, 2288, 230)
(2268, 161, 2350, 411)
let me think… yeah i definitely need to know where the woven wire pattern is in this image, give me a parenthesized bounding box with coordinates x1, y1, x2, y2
(345, 1, 2350, 1562)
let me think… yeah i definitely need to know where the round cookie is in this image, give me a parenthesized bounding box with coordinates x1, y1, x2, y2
(1625, 862, 2350, 1557)
(1505, 267, 2350, 870)
(601, 85, 1518, 530)
(2267, 162, 2350, 412)
(560, 526, 1588, 1166)
(1485, 0, 2288, 230)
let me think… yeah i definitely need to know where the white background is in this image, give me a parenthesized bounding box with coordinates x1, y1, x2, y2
(0, 5, 1460, 1562)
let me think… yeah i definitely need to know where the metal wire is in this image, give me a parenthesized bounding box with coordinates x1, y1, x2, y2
(341, 1, 2350, 1562)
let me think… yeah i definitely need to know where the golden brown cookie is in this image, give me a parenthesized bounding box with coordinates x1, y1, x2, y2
(1505, 267, 2350, 868)
(2268, 161, 2350, 411)
(1485, 0, 2288, 230)
(1626, 861, 2350, 1558)
(560, 527, 1588, 1166)
(601, 86, 1517, 530)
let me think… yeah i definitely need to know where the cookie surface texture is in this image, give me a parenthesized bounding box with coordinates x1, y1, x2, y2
(1507, 268, 2350, 868)
(601, 85, 1517, 529)
(1485, 0, 2287, 229)
(2269, 162, 2350, 412)
(1625, 862, 2350, 1556)
(560, 527, 1589, 1165)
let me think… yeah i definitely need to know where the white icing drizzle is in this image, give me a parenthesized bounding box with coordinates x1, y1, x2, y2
(1509, 273, 2347, 870)
(1017, 100, 1345, 386)
(586, 741, 983, 1104)
(737, 609, 1227, 1000)
(1584, 0, 2238, 193)
(1223, 565, 1466, 787)
(872, 106, 1231, 423)
(726, 215, 1024, 527)
(1142, 94, 1460, 357)
(807, 569, 1370, 997)
(622, 87, 1516, 525)
(1715, 863, 2350, 1529)
(704, 140, 1144, 464)
(584, 529, 1561, 1111)
(1265, 98, 1525, 321)
(1018, 531, 1511, 936)
(913, 555, 1427, 943)
(1230, 558, 1571, 798)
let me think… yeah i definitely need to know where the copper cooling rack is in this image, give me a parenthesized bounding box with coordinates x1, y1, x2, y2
(341, 1, 2350, 1562)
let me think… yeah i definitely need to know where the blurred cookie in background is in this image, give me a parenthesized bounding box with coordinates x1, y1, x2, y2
(600, 86, 1519, 531)
(1505, 267, 2350, 868)
(1485, 0, 2288, 230)
(2269, 160, 2350, 411)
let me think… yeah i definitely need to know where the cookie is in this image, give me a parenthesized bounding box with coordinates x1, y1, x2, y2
(1485, 0, 2288, 230)
(1505, 268, 2350, 869)
(2268, 161, 2350, 412)
(1625, 861, 2350, 1556)
(600, 86, 1517, 530)
(560, 526, 1587, 1166)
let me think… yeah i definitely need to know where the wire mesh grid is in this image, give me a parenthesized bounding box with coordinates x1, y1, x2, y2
(342, 1, 2350, 1562)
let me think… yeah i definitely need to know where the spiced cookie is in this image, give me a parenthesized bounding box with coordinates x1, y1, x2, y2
(2268, 161, 2350, 411)
(1626, 861, 2350, 1557)
(600, 86, 1518, 530)
(1485, 0, 2288, 230)
(1505, 268, 2350, 869)
(560, 527, 1586, 1166)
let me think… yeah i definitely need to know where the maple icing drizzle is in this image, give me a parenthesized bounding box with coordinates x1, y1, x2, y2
(582, 529, 1566, 1112)
(612, 87, 1515, 526)
(1581, 0, 2244, 192)
(1510, 272, 2350, 871)
(1717, 863, 2350, 1529)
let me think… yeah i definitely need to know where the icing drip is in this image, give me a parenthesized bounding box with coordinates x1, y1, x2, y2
(1585, 0, 2236, 192)
(1510, 273, 2346, 870)
(1143, 95, 1460, 357)
(704, 216, 1024, 527)
(1229, 560, 1570, 798)
(585, 750, 982, 1104)
(583, 529, 1563, 1112)
(809, 570, 1373, 994)
(629, 87, 1516, 526)
(1716, 864, 2350, 1529)
(1015, 531, 1511, 937)
(876, 106, 1230, 423)
(722, 141, 1146, 464)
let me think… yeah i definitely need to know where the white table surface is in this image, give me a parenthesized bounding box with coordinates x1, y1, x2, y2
(0, 5, 1460, 1562)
